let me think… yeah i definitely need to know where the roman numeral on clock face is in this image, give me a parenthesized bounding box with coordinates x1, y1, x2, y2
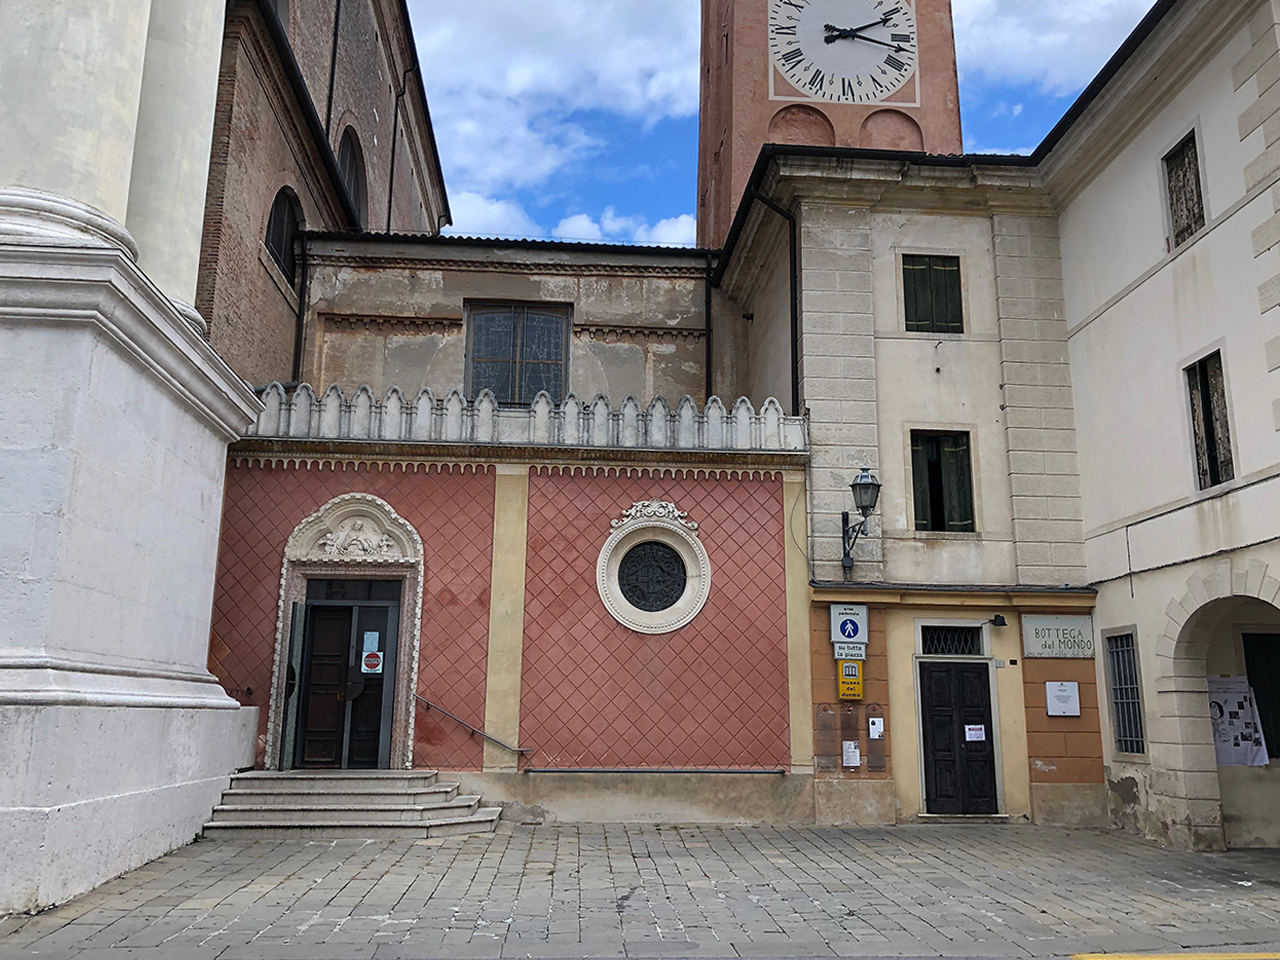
(769, 0, 917, 104)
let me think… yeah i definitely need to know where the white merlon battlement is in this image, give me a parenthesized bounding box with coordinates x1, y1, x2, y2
(248, 384, 809, 453)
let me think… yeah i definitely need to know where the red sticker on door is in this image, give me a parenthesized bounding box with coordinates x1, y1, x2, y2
(362, 651, 384, 675)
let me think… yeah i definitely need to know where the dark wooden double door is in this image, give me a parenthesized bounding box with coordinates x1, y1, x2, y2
(920, 662, 998, 815)
(280, 580, 401, 770)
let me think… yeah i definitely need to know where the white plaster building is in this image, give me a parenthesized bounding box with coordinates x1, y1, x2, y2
(0, 0, 261, 912)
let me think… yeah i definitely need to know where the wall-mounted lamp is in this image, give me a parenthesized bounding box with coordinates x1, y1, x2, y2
(988, 615, 1008, 628)
(842, 467, 882, 578)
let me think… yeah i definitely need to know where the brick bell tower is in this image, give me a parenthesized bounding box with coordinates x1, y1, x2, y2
(697, 0, 963, 247)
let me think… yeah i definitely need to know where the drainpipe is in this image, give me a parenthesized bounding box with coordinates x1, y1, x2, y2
(290, 235, 310, 384)
(324, 0, 343, 135)
(704, 252, 714, 402)
(751, 189, 800, 417)
(386, 67, 415, 233)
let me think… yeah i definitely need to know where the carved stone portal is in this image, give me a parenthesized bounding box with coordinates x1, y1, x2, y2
(284, 494, 423, 564)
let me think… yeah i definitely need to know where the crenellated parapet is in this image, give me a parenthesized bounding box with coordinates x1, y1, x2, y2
(249, 384, 809, 453)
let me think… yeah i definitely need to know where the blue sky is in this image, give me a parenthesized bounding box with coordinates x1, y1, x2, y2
(408, 0, 1156, 246)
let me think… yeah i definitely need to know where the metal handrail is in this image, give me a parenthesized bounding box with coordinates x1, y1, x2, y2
(414, 695, 532, 755)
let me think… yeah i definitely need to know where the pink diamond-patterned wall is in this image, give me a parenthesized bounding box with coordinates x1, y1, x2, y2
(521, 470, 791, 770)
(211, 461, 496, 770)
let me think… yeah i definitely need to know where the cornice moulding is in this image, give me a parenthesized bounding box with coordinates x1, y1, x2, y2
(0, 244, 262, 440)
(0, 187, 139, 259)
(306, 252, 706, 279)
(1040, 0, 1257, 207)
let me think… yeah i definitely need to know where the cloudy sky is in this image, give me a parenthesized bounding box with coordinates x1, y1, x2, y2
(407, 0, 1156, 246)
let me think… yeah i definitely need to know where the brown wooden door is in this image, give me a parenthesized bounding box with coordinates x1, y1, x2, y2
(921, 662, 998, 815)
(299, 606, 353, 767)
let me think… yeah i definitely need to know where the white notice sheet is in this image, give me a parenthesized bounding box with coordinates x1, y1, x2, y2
(1207, 677, 1270, 767)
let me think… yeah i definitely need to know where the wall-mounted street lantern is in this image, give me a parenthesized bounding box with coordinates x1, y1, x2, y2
(842, 467, 882, 578)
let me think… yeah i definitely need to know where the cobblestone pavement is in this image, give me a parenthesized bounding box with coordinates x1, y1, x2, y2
(3, 824, 1280, 960)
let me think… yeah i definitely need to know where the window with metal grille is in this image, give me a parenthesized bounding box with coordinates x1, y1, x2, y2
(338, 127, 368, 229)
(911, 431, 975, 533)
(265, 188, 301, 287)
(904, 255, 963, 334)
(1186, 351, 1234, 490)
(1165, 133, 1205, 248)
(921, 625, 982, 657)
(1243, 634, 1280, 760)
(619, 542, 687, 613)
(1106, 634, 1145, 754)
(467, 303, 569, 405)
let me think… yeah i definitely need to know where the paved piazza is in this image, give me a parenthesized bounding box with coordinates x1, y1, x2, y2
(3, 824, 1280, 960)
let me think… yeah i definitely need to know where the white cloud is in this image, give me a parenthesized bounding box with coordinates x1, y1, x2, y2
(419, 1, 1156, 240)
(408, 0, 699, 197)
(952, 0, 1154, 95)
(445, 192, 544, 238)
(552, 213, 604, 241)
(634, 214, 697, 247)
(550, 208, 696, 247)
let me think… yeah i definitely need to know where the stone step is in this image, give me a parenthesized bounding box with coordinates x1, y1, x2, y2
(201, 808, 503, 841)
(210, 797, 482, 824)
(220, 784, 461, 806)
(229, 770, 440, 792)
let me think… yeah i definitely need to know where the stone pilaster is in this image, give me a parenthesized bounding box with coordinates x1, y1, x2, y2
(1235, 0, 1280, 428)
(993, 214, 1088, 587)
(798, 200, 882, 583)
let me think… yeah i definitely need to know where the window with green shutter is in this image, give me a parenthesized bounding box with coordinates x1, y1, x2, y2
(903, 255, 964, 334)
(911, 431, 976, 533)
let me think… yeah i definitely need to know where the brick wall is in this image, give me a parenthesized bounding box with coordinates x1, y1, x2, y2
(198, 7, 353, 385)
(197, 1, 439, 385)
(519, 469, 792, 770)
(210, 460, 497, 770)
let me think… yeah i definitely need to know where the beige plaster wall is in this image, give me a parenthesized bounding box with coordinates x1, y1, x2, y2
(871, 213, 1019, 586)
(883, 606, 1031, 821)
(1092, 546, 1280, 848)
(1058, 25, 1260, 326)
(745, 230, 794, 410)
(303, 245, 711, 404)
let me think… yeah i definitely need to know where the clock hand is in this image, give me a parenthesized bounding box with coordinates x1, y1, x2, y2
(848, 33, 909, 53)
(824, 17, 889, 43)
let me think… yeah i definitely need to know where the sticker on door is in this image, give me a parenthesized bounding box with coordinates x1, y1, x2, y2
(965, 724, 986, 742)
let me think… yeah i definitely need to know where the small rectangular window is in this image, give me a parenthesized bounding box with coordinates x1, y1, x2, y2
(903, 255, 963, 334)
(921, 625, 982, 657)
(1106, 634, 1145, 754)
(1165, 133, 1206, 248)
(911, 431, 975, 533)
(1243, 634, 1280, 760)
(1186, 351, 1234, 490)
(467, 303, 568, 405)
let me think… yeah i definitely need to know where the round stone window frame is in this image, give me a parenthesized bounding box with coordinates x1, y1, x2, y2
(597, 504, 712, 635)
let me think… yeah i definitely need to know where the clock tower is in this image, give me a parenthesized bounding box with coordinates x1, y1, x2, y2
(697, 0, 963, 247)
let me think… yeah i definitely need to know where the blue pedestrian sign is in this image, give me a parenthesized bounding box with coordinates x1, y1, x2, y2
(830, 604, 869, 648)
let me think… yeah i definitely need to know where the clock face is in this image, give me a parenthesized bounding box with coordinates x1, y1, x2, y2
(769, 0, 919, 104)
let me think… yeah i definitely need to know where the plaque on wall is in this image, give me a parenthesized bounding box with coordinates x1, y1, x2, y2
(1022, 615, 1096, 659)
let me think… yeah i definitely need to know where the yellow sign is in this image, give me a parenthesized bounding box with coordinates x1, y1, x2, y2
(838, 660, 863, 701)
